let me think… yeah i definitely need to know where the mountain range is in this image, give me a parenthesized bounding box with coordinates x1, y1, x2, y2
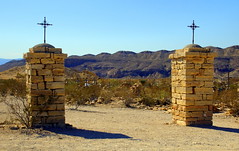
(0, 45, 239, 79)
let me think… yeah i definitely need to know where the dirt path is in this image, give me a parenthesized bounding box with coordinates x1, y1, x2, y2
(0, 104, 238, 151)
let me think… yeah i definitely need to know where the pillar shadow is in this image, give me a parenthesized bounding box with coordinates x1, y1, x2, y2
(191, 125, 239, 134)
(47, 128, 132, 139)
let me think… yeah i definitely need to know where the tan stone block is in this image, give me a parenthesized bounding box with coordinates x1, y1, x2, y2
(195, 75, 213, 81)
(46, 82, 65, 89)
(46, 116, 65, 124)
(177, 99, 195, 105)
(53, 89, 65, 96)
(38, 96, 48, 105)
(31, 76, 43, 83)
(27, 58, 41, 64)
(54, 76, 65, 82)
(45, 64, 53, 69)
(32, 111, 48, 117)
(194, 87, 213, 94)
(186, 58, 205, 64)
(30, 84, 38, 90)
(204, 82, 214, 87)
(37, 82, 45, 89)
(182, 94, 202, 100)
(38, 69, 52, 76)
(185, 52, 200, 57)
(183, 117, 198, 122)
(41, 58, 55, 64)
(53, 54, 67, 59)
(186, 69, 199, 75)
(182, 105, 209, 112)
(194, 64, 202, 69)
(55, 58, 64, 64)
(57, 104, 65, 110)
(176, 87, 193, 94)
(202, 64, 213, 68)
(195, 101, 213, 105)
(48, 111, 64, 116)
(50, 96, 65, 104)
(46, 104, 57, 110)
(185, 63, 195, 69)
(53, 69, 64, 76)
(31, 64, 44, 69)
(31, 90, 52, 96)
(52, 64, 64, 69)
(44, 76, 54, 82)
(24, 52, 50, 58)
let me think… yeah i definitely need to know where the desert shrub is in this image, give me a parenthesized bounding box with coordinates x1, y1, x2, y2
(65, 79, 100, 109)
(213, 79, 239, 116)
(0, 78, 31, 127)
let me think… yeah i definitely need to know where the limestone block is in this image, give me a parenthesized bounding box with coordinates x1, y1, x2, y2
(37, 82, 45, 89)
(31, 76, 43, 83)
(46, 116, 65, 124)
(195, 101, 213, 105)
(38, 69, 52, 76)
(44, 76, 54, 82)
(55, 58, 64, 64)
(54, 76, 65, 82)
(46, 104, 57, 110)
(32, 111, 48, 117)
(46, 82, 65, 89)
(176, 87, 193, 94)
(31, 90, 52, 96)
(194, 88, 213, 94)
(177, 99, 195, 106)
(202, 64, 214, 69)
(38, 96, 48, 105)
(45, 64, 53, 69)
(53, 89, 65, 96)
(195, 76, 213, 81)
(31, 64, 44, 70)
(41, 58, 55, 64)
(48, 111, 65, 116)
(182, 105, 209, 112)
(30, 84, 38, 90)
(186, 58, 205, 64)
(57, 104, 65, 110)
(24, 52, 50, 59)
(53, 54, 67, 59)
(52, 64, 64, 69)
(53, 69, 64, 76)
(27, 58, 41, 64)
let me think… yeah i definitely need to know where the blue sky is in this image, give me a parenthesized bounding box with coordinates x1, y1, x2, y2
(1, 0, 239, 58)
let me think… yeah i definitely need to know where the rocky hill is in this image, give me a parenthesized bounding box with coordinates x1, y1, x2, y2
(0, 45, 239, 79)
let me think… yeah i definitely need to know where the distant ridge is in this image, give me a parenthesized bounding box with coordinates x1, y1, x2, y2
(1, 45, 239, 79)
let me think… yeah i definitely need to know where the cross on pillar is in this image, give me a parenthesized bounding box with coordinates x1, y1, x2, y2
(187, 20, 199, 44)
(37, 17, 52, 43)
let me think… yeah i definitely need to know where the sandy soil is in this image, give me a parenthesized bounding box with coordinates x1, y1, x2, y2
(0, 103, 238, 151)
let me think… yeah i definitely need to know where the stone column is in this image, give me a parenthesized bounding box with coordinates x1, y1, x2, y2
(24, 43, 67, 128)
(169, 44, 217, 126)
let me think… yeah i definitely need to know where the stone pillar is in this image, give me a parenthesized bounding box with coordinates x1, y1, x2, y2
(169, 44, 217, 126)
(24, 43, 67, 128)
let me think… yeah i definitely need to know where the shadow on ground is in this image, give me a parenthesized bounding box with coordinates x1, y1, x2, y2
(192, 126, 239, 134)
(48, 128, 132, 139)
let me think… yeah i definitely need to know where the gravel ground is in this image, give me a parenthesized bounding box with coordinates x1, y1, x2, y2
(0, 103, 238, 151)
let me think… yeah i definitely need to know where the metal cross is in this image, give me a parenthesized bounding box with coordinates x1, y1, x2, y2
(187, 20, 199, 44)
(37, 17, 52, 43)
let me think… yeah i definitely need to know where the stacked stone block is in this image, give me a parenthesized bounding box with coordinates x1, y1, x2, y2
(24, 43, 67, 127)
(169, 44, 217, 126)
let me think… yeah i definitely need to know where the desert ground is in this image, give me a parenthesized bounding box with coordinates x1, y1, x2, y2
(0, 102, 238, 151)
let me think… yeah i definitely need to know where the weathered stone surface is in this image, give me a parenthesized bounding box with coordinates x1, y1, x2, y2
(170, 45, 216, 126)
(25, 45, 67, 128)
(46, 82, 65, 89)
